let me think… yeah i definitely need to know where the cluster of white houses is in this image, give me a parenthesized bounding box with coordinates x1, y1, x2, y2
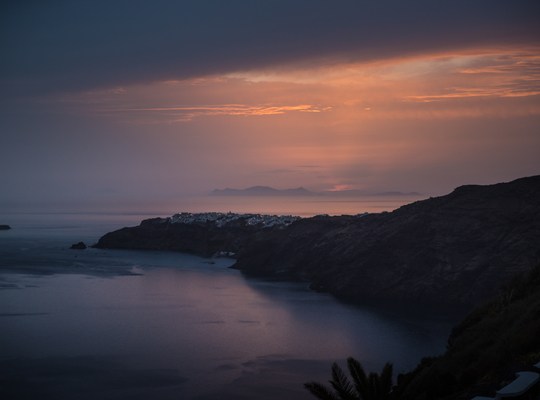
(168, 212, 300, 228)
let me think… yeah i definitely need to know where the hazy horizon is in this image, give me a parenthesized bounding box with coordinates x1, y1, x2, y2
(1, 1, 539, 212)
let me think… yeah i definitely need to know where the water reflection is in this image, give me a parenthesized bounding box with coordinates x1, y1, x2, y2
(0, 212, 452, 399)
(1, 262, 454, 399)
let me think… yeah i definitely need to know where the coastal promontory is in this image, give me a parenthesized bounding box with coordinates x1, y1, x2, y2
(94, 213, 299, 257)
(94, 175, 540, 308)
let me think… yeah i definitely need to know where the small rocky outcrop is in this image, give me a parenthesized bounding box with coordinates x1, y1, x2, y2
(70, 241, 87, 250)
(0, 225, 11, 230)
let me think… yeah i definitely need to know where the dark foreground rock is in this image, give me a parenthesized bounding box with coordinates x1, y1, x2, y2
(95, 175, 540, 308)
(70, 241, 87, 250)
(393, 263, 540, 400)
(0, 224, 11, 230)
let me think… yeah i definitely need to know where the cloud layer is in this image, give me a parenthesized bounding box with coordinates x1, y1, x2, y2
(2, 0, 539, 97)
(1, 1, 539, 210)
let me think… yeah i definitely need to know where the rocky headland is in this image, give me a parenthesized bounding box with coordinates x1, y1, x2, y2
(94, 175, 540, 308)
(94, 212, 300, 257)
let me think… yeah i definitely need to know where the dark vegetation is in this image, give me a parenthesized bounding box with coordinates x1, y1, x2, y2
(312, 263, 540, 400)
(391, 262, 540, 399)
(305, 357, 393, 400)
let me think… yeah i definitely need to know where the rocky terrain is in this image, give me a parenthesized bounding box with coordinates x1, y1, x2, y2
(70, 241, 87, 250)
(94, 212, 299, 257)
(94, 175, 540, 308)
(392, 263, 540, 399)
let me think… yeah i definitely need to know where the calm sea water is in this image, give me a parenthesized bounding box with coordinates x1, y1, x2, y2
(162, 194, 426, 216)
(0, 201, 454, 400)
(1, 193, 426, 218)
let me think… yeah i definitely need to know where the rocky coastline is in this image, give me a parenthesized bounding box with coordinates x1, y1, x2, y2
(94, 175, 540, 308)
(94, 212, 300, 257)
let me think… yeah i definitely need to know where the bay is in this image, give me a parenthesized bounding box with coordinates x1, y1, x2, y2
(0, 208, 453, 399)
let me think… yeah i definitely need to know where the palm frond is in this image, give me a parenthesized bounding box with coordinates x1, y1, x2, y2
(347, 357, 368, 398)
(304, 382, 339, 400)
(368, 372, 379, 399)
(379, 363, 393, 399)
(305, 357, 393, 400)
(330, 362, 358, 400)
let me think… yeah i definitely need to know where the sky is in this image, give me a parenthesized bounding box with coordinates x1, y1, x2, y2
(1, 0, 540, 210)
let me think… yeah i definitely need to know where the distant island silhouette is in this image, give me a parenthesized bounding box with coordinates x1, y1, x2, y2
(211, 186, 315, 196)
(210, 185, 420, 197)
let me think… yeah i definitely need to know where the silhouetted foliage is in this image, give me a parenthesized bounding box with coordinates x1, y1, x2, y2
(307, 264, 540, 400)
(393, 263, 540, 399)
(305, 357, 393, 400)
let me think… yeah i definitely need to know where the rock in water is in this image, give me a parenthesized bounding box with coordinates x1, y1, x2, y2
(70, 241, 87, 250)
(0, 225, 11, 230)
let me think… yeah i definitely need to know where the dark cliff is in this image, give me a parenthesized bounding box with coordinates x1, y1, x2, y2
(94, 214, 297, 257)
(234, 175, 540, 307)
(95, 175, 540, 307)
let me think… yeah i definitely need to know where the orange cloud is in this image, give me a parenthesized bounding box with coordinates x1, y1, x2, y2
(125, 104, 329, 121)
(57, 45, 540, 125)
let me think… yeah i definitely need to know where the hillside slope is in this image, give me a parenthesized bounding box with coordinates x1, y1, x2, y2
(233, 175, 540, 307)
(393, 263, 540, 399)
(95, 176, 540, 307)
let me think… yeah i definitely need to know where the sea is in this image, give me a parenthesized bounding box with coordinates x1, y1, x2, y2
(0, 195, 456, 400)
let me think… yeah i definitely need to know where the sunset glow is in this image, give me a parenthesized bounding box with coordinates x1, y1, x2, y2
(62, 47, 540, 124)
(1, 1, 539, 208)
(2, 4, 540, 399)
